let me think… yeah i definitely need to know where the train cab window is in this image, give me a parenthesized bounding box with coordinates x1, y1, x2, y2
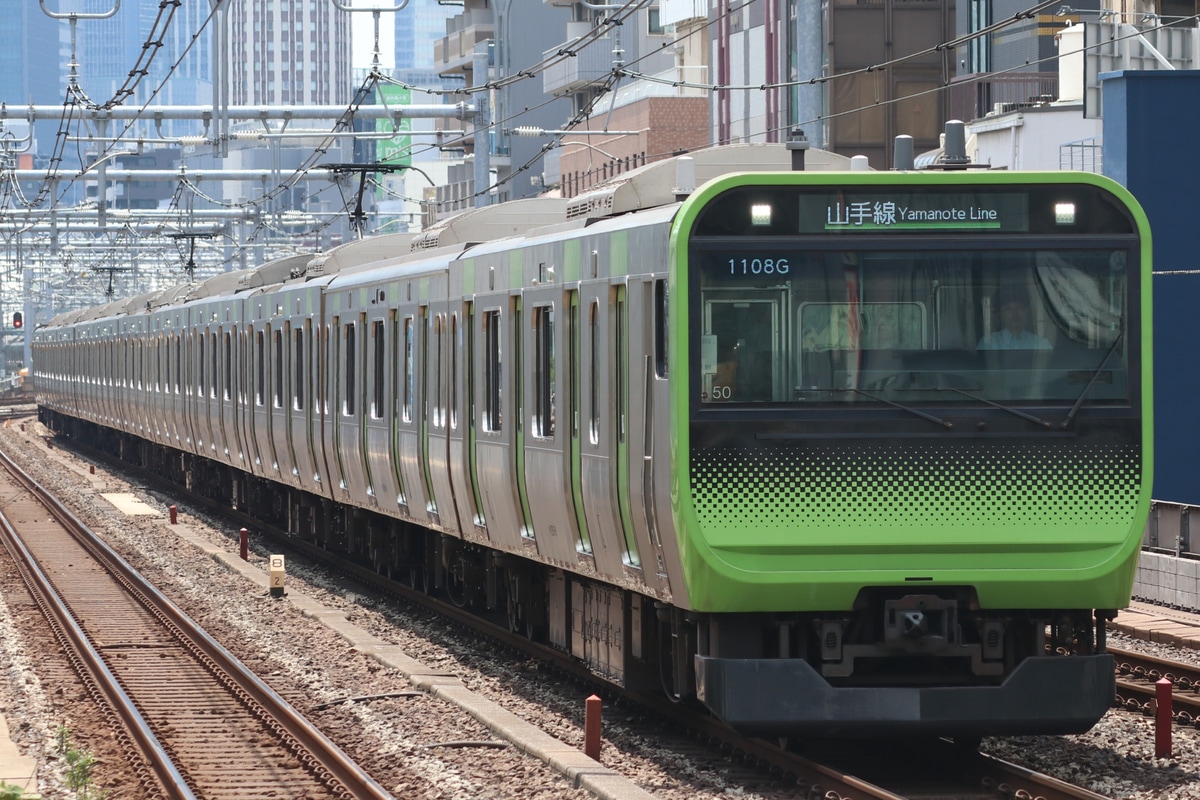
(482, 310, 501, 432)
(371, 320, 385, 419)
(695, 247, 1131, 407)
(533, 305, 555, 438)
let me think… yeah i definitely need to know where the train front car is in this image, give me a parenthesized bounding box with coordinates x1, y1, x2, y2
(671, 171, 1151, 737)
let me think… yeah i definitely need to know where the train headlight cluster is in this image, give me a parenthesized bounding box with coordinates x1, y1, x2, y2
(1055, 202, 1076, 225)
(751, 203, 772, 226)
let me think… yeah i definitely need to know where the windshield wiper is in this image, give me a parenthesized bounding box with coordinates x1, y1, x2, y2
(936, 387, 1052, 429)
(1059, 332, 1125, 430)
(837, 387, 954, 430)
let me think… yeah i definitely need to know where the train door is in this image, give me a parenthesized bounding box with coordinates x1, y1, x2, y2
(225, 325, 245, 467)
(472, 300, 524, 551)
(247, 325, 269, 476)
(278, 320, 302, 489)
(395, 309, 432, 522)
(522, 288, 579, 563)
(448, 303, 482, 540)
(424, 305, 458, 532)
(234, 322, 252, 467)
(621, 277, 673, 593)
(566, 290, 592, 558)
(268, 324, 288, 479)
(214, 325, 233, 465)
(364, 310, 402, 512)
(578, 284, 628, 578)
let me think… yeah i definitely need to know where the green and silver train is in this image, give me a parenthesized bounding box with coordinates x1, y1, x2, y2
(35, 143, 1151, 737)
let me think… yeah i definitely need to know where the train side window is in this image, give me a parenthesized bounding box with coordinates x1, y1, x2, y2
(533, 305, 555, 438)
(293, 327, 305, 412)
(273, 329, 284, 409)
(344, 322, 357, 417)
(654, 278, 668, 378)
(371, 319, 384, 419)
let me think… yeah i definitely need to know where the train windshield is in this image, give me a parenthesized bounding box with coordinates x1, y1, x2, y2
(695, 247, 1131, 407)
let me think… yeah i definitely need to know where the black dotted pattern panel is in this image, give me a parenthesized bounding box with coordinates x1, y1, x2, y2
(690, 442, 1142, 529)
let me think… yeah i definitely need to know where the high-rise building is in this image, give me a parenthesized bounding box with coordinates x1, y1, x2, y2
(227, 0, 351, 106)
(0, 2, 64, 165)
(395, 0, 458, 80)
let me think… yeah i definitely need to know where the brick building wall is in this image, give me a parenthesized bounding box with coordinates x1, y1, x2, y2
(559, 96, 710, 198)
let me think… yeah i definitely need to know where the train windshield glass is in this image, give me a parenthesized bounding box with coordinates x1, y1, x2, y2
(695, 247, 1131, 406)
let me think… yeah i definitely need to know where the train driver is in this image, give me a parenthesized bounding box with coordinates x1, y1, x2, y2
(977, 287, 1051, 351)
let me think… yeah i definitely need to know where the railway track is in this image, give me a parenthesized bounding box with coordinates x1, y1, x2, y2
(31, 427, 1115, 800)
(1113, 646, 1200, 725)
(0, 445, 393, 800)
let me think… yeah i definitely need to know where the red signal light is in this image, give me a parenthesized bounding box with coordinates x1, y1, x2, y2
(11, 312, 21, 329)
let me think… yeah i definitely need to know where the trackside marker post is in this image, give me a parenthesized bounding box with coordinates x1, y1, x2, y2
(239, 528, 248, 560)
(269, 555, 286, 598)
(169, 505, 177, 525)
(1156, 677, 1173, 758)
(585, 695, 602, 761)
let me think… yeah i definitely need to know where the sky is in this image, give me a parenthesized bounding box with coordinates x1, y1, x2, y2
(349, 1, 398, 71)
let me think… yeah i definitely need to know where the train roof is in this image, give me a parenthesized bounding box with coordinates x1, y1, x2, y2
(564, 142, 856, 222)
(302, 232, 419, 278)
(410, 197, 571, 252)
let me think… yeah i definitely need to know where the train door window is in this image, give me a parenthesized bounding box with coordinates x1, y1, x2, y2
(344, 322, 357, 417)
(568, 293, 579, 440)
(433, 314, 445, 428)
(255, 330, 266, 406)
(209, 333, 218, 399)
(197, 332, 206, 397)
(450, 314, 459, 430)
(293, 327, 305, 411)
(615, 288, 626, 444)
(371, 319, 385, 419)
(654, 279, 668, 378)
(402, 316, 414, 423)
(273, 329, 284, 408)
(482, 309, 501, 433)
(532, 305, 555, 438)
(224, 331, 233, 401)
(589, 301, 600, 445)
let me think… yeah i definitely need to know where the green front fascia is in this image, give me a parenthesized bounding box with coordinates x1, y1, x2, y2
(666, 170, 1155, 614)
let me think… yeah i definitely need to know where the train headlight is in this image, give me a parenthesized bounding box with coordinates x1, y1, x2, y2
(1055, 202, 1076, 225)
(751, 203, 772, 226)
